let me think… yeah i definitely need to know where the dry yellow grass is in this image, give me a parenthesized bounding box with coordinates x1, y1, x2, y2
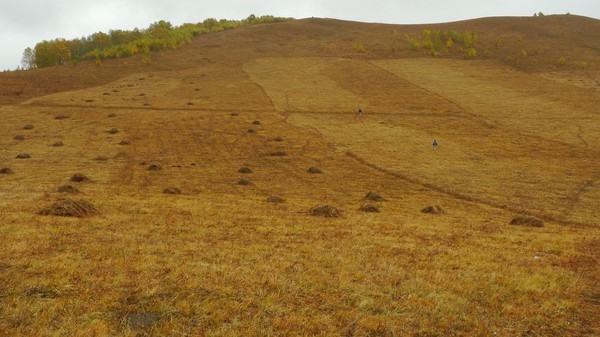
(1, 15, 599, 336)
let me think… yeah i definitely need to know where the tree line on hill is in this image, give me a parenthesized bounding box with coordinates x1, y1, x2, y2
(20, 15, 294, 69)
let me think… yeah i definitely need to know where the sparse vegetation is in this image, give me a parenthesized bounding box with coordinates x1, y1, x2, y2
(0, 14, 598, 337)
(405, 29, 479, 58)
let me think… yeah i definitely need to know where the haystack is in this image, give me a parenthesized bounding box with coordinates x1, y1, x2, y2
(266, 196, 285, 204)
(0, 168, 14, 174)
(39, 198, 98, 217)
(510, 217, 544, 227)
(16, 153, 31, 159)
(307, 167, 323, 174)
(421, 205, 445, 214)
(365, 191, 385, 202)
(237, 179, 251, 186)
(270, 151, 287, 156)
(238, 167, 253, 174)
(163, 187, 182, 195)
(309, 205, 341, 218)
(70, 173, 89, 182)
(359, 204, 380, 213)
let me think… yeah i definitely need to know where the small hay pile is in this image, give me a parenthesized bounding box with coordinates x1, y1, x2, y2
(309, 205, 341, 218)
(270, 151, 287, 157)
(39, 198, 98, 217)
(237, 179, 251, 186)
(421, 205, 445, 214)
(359, 204, 380, 213)
(148, 164, 162, 171)
(16, 153, 31, 159)
(163, 187, 182, 195)
(52, 141, 64, 147)
(108, 128, 119, 134)
(238, 167, 253, 174)
(307, 167, 323, 174)
(70, 173, 89, 182)
(119, 140, 131, 145)
(252, 120, 261, 125)
(0, 168, 14, 174)
(510, 217, 544, 227)
(14, 135, 25, 141)
(365, 191, 385, 202)
(23, 124, 34, 130)
(266, 196, 285, 204)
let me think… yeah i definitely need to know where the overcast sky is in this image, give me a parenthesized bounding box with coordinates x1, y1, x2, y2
(1, 0, 598, 70)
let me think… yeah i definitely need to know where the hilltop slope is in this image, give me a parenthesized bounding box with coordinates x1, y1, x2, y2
(0, 15, 599, 336)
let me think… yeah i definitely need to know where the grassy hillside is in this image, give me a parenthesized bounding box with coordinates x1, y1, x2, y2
(0, 15, 599, 336)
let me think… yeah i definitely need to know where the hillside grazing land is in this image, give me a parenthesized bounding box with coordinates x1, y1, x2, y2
(0, 15, 599, 336)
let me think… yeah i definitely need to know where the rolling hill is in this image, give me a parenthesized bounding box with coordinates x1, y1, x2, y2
(0, 15, 599, 336)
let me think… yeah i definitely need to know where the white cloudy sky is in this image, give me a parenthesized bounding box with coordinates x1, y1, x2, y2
(1, 0, 598, 70)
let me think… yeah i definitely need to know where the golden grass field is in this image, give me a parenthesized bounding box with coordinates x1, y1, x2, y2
(0, 15, 599, 336)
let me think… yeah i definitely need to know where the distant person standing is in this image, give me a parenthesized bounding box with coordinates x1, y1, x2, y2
(432, 139, 438, 149)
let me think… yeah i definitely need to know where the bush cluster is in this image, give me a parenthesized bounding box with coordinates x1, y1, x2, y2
(23, 15, 294, 69)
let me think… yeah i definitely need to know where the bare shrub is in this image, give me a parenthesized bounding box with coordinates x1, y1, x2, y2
(309, 205, 341, 218)
(510, 217, 544, 228)
(39, 198, 98, 217)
